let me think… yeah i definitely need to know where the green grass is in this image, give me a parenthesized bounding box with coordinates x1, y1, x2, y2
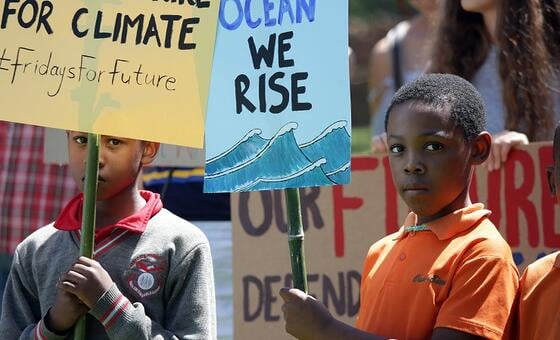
(352, 126, 372, 154)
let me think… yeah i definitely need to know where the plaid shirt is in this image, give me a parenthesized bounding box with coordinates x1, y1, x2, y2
(0, 122, 77, 255)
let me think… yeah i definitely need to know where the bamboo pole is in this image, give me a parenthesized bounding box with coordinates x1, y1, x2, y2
(74, 133, 100, 340)
(284, 188, 308, 292)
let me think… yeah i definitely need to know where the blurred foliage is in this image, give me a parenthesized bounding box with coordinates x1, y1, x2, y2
(350, 0, 397, 17)
(349, 0, 412, 19)
(351, 126, 372, 154)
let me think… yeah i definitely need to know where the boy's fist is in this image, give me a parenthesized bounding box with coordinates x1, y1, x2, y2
(60, 256, 114, 308)
(279, 288, 334, 340)
(45, 285, 88, 333)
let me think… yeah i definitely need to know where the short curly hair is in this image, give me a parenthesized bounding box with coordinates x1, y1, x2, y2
(385, 73, 487, 142)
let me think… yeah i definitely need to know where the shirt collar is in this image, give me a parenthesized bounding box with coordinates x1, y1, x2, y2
(397, 203, 491, 241)
(54, 190, 163, 234)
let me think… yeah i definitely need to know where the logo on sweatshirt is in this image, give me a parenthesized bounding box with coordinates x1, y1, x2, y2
(412, 274, 446, 286)
(126, 254, 168, 298)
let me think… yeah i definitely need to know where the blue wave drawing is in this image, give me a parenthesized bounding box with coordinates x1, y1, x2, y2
(326, 162, 351, 183)
(239, 159, 335, 191)
(206, 129, 268, 176)
(301, 121, 351, 174)
(204, 121, 351, 193)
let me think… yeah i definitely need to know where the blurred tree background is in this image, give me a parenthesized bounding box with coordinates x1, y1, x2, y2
(348, 0, 415, 153)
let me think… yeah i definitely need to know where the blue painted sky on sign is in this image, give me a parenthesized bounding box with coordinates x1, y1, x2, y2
(204, 0, 351, 193)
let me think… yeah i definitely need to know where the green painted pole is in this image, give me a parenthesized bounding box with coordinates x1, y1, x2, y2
(284, 188, 308, 292)
(74, 133, 99, 340)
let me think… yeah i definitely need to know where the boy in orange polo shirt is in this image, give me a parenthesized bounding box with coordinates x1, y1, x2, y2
(280, 74, 519, 339)
(517, 122, 560, 340)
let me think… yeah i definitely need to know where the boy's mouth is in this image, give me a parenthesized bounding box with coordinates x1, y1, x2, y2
(402, 185, 428, 192)
(81, 176, 106, 182)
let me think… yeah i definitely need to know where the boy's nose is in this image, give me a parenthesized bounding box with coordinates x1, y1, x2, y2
(97, 149, 107, 168)
(404, 157, 425, 175)
(404, 165, 424, 174)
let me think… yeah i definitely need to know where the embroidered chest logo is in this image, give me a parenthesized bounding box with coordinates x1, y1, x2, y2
(413, 274, 446, 286)
(125, 254, 168, 298)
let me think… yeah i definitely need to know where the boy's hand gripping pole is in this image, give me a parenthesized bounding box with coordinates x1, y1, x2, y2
(74, 133, 100, 340)
(284, 188, 308, 292)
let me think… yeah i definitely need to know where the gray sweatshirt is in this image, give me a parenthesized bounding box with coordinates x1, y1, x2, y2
(0, 208, 216, 339)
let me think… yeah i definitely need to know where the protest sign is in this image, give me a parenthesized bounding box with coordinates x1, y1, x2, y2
(204, 0, 351, 192)
(232, 143, 559, 339)
(0, 0, 219, 147)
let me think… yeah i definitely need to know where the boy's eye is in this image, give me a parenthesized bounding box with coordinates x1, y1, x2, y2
(73, 136, 87, 144)
(108, 139, 121, 146)
(425, 143, 443, 151)
(389, 144, 404, 154)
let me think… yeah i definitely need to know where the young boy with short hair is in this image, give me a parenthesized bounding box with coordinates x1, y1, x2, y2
(0, 133, 216, 339)
(517, 123, 560, 340)
(280, 74, 519, 339)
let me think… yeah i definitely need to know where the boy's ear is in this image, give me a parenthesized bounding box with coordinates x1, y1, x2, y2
(141, 142, 160, 166)
(470, 131, 492, 165)
(547, 165, 556, 196)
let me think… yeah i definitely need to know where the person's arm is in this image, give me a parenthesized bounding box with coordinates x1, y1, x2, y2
(280, 288, 387, 340)
(368, 37, 391, 119)
(485, 130, 529, 171)
(0, 249, 87, 340)
(63, 245, 216, 340)
(349, 47, 357, 83)
(0, 250, 43, 340)
(43, 284, 88, 336)
(280, 288, 487, 340)
(369, 37, 392, 154)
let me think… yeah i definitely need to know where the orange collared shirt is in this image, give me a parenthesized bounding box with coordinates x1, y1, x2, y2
(355, 203, 519, 340)
(518, 251, 560, 340)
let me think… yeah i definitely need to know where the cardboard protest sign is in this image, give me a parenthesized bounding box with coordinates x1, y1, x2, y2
(232, 143, 559, 339)
(204, 0, 351, 192)
(0, 0, 219, 147)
